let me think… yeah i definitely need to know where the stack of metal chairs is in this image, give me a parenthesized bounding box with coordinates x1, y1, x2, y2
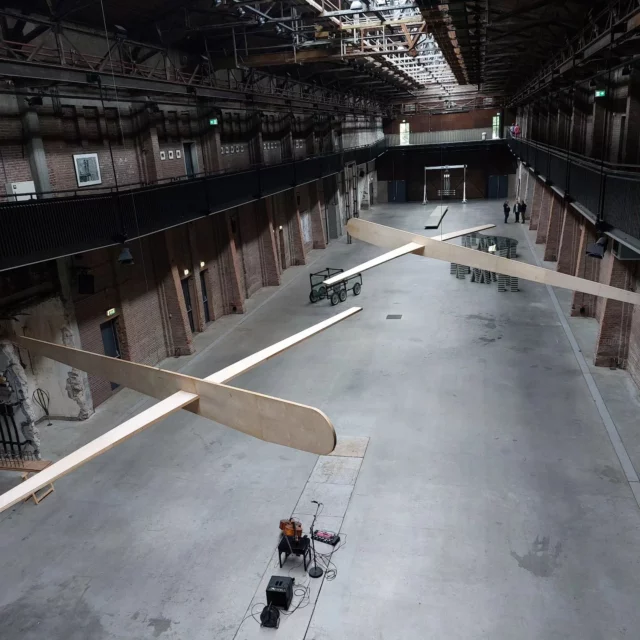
(450, 233, 519, 292)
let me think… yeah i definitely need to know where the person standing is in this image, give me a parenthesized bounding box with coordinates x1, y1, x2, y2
(503, 201, 510, 223)
(514, 200, 520, 223)
(520, 199, 527, 224)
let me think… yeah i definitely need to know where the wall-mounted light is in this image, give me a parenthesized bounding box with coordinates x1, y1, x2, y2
(184, 268, 190, 276)
(200, 261, 205, 268)
(106, 308, 117, 317)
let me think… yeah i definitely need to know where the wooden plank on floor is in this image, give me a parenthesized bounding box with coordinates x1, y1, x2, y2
(424, 204, 449, 229)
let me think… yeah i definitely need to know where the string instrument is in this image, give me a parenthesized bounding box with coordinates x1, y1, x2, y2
(279, 518, 302, 539)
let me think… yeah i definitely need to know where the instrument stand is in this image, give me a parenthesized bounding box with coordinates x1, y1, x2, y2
(308, 502, 324, 579)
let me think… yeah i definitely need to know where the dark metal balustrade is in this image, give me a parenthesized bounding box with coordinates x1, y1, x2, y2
(508, 137, 640, 241)
(0, 141, 384, 272)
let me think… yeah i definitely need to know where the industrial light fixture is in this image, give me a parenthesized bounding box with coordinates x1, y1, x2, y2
(184, 268, 190, 276)
(25, 96, 43, 107)
(349, 0, 364, 10)
(200, 261, 205, 268)
(622, 65, 631, 76)
(589, 79, 597, 88)
(237, 7, 245, 16)
(586, 236, 608, 259)
(117, 246, 134, 265)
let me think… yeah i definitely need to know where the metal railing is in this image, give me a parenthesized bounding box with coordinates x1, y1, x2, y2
(386, 128, 494, 147)
(508, 136, 640, 240)
(0, 139, 386, 272)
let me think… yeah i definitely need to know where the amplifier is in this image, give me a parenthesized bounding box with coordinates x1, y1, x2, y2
(266, 575, 294, 611)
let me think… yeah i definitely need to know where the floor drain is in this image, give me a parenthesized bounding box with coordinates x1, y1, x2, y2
(386, 314, 402, 320)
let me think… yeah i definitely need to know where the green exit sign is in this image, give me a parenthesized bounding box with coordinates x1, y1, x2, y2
(209, 117, 218, 126)
(595, 89, 606, 98)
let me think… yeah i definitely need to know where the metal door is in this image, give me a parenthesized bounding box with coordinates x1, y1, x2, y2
(183, 142, 196, 178)
(100, 319, 121, 390)
(181, 278, 196, 333)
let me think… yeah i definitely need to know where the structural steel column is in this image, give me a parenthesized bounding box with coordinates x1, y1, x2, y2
(19, 98, 52, 195)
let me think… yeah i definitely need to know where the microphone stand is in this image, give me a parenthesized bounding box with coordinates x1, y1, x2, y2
(308, 501, 323, 578)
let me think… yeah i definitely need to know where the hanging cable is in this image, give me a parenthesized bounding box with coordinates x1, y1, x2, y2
(98, 0, 150, 293)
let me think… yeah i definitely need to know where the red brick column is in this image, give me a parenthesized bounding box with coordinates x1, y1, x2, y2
(556, 206, 581, 274)
(257, 199, 281, 286)
(225, 212, 247, 312)
(289, 192, 307, 266)
(309, 180, 327, 250)
(571, 221, 600, 317)
(536, 184, 552, 244)
(529, 178, 542, 230)
(594, 252, 636, 367)
(543, 194, 564, 261)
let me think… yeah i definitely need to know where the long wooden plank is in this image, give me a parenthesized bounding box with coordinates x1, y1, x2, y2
(323, 242, 423, 286)
(0, 391, 198, 514)
(322, 225, 496, 287)
(346, 218, 640, 306)
(436, 224, 495, 241)
(0, 310, 363, 513)
(16, 336, 336, 455)
(207, 306, 362, 383)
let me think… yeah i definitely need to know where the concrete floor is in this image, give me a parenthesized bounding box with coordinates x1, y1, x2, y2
(2, 200, 640, 639)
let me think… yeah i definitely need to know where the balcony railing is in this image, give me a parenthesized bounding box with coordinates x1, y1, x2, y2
(508, 136, 640, 241)
(386, 128, 494, 147)
(0, 140, 386, 272)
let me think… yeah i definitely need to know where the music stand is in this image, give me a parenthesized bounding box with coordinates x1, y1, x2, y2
(308, 501, 323, 578)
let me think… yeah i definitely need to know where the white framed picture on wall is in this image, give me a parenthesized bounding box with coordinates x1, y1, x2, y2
(168, 150, 174, 159)
(73, 153, 102, 187)
(176, 149, 182, 159)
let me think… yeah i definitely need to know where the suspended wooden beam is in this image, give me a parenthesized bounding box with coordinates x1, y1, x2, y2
(324, 242, 423, 286)
(1, 308, 362, 514)
(346, 219, 640, 306)
(0, 391, 198, 514)
(323, 224, 496, 286)
(208, 306, 361, 383)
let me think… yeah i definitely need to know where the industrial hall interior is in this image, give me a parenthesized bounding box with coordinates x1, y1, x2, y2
(3, 0, 640, 638)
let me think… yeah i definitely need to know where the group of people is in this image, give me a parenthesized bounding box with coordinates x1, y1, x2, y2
(502, 199, 527, 224)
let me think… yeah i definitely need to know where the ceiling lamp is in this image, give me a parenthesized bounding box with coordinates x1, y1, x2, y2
(350, 0, 364, 11)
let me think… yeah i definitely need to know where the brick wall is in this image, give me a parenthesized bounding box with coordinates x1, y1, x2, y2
(72, 247, 122, 407)
(384, 109, 496, 134)
(594, 253, 636, 368)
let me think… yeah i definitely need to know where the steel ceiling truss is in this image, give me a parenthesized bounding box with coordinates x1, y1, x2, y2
(0, 9, 382, 114)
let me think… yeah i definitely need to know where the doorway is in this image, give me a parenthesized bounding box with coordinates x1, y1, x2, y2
(181, 277, 196, 333)
(100, 319, 121, 390)
(200, 270, 211, 324)
(183, 142, 197, 178)
(278, 226, 287, 269)
(399, 121, 410, 146)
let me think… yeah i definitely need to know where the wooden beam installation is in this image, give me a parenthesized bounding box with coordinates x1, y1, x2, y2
(1, 309, 363, 513)
(208, 306, 362, 383)
(346, 219, 640, 306)
(0, 391, 199, 514)
(16, 336, 336, 455)
(323, 224, 496, 286)
(324, 242, 424, 286)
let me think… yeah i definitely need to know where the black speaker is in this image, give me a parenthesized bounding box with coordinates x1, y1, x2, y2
(266, 576, 294, 610)
(77, 272, 95, 295)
